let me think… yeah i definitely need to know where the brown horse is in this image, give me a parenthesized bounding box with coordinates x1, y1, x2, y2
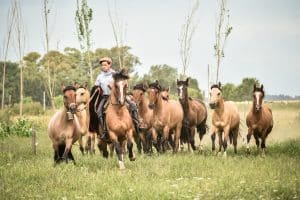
(147, 80, 183, 153)
(75, 86, 92, 154)
(132, 83, 154, 153)
(48, 86, 81, 164)
(246, 84, 273, 155)
(100, 69, 135, 169)
(177, 78, 207, 151)
(209, 82, 240, 156)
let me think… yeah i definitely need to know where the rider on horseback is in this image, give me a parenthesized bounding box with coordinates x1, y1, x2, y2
(95, 57, 140, 141)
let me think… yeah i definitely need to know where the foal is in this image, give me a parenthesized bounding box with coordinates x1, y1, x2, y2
(246, 84, 273, 155)
(177, 78, 207, 151)
(209, 82, 240, 156)
(48, 86, 81, 164)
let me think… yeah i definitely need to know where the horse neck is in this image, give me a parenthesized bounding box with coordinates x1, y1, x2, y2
(153, 93, 164, 115)
(215, 98, 225, 115)
(180, 89, 189, 114)
(139, 95, 150, 116)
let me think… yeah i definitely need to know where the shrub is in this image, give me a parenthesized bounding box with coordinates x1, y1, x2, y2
(54, 95, 63, 108)
(11, 102, 45, 115)
(0, 118, 33, 139)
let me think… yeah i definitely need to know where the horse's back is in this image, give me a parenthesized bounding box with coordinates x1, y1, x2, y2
(190, 99, 207, 122)
(48, 109, 65, 140)
(168, 99, 184, 121)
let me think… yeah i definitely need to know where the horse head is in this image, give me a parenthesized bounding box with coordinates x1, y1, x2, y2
(62, 85, 77, 114)
(112, 69, 129, 105)
(177, 78, 189, 101)
(132, 83, 147, 105)
(161, 86, 170, 101)
(147, 80, 161, 109)
(76, 86, 90, 106)
(209, 82, 222, 109)
(253, 84, 264, 112)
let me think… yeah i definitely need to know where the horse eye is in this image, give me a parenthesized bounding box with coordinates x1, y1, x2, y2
(63, 95, 67, 99)
(217, 92, 221, 96)
(81, 93, 84, 96)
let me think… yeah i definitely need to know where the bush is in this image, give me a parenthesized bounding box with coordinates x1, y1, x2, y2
(0, 118, 33, 139)
(11, 102, 45, 115)
(54, 95, 63, 108)
(0, 108, 13, 124)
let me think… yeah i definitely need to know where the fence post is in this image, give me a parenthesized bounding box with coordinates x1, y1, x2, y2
(32, 128, 37, 155)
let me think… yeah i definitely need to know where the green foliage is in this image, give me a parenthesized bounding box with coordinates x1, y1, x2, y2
(0, 118, 32, 138)
(54, 95, 64, 108)
(222, 77, 260, 101)
(11, 101, 44, 115)
(188, 87, 203, 100)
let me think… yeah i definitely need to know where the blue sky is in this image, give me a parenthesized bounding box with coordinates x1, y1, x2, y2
(0, 0, 300, 96)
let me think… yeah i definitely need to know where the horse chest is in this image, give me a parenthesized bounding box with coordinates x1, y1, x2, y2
(153, 116, 165, 129)
(213, 115, 227, 128)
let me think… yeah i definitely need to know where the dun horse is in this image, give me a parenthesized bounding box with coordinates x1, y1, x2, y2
(177, 78, 207, 151)
(209, 82, 240, 156)
(48, 86, 81, 164)
(75, 86, 92, 154)
(147, 80, 183, 153)
(100, 69, 135, 169)
(246, 84, 273, 155)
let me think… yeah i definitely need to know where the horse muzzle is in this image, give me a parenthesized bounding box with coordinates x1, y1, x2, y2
(148, 103, 154, 110)
(69, 103, 77, 114)
(209, 103, 216, 109)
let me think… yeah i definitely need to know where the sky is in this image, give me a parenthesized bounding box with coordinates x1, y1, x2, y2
(0, 0, 300, 96)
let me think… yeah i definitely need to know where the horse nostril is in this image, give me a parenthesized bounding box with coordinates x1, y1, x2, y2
(148, 104, 154, 109)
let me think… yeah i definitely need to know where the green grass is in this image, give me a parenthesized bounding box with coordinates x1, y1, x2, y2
(0, 101, 300, 199)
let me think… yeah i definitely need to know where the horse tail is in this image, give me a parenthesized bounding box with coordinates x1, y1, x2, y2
(196, 109, 208, 136)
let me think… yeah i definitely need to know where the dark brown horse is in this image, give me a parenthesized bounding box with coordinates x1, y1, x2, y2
(246, 84, 273, 155)
(147, 81, 183, 153)
(48, 86, 80, 164)
(102, 69, 135, 169)
(209, 82, 240, 156)
(177, 78, 207, 152)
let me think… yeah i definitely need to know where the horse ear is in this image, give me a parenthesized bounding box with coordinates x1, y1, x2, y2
(167, 87, 170, 92)
(84, 82, 88, 89)
(186, 77, 189, 86)
(155, 80, 159, 84)
(253, 84, 257, 91)
(218, 82, 222, 89)
(108, 83, 113, 90)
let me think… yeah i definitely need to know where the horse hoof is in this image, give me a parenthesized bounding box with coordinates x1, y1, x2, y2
(118, 161, 125, 170)
(129, 157, 136, 161)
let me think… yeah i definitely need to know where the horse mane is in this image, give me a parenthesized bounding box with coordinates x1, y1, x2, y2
(113, 68, 129, 82)
(210, 83, 222, 91)
(133, 83, 147, 92)
(63, 85, 76, 93)
(148, 80, 161, 91)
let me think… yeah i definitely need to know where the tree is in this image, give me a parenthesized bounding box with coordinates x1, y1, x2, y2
(214, 0, 232, 83)
(107, 0, 127, 69)
(236, 78, 259, 101)
(75, 0, 93, 84)
(13, 0, 26, 116)
(178, 0, 199, 77)
(222, 83, 237, 101)
(1, 1, 16, 109)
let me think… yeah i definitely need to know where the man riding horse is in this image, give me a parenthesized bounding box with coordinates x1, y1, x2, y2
(94, 57, 140, 141)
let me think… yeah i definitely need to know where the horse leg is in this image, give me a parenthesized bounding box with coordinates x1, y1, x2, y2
(246, 128, 253, 153)
(189, 126, 196, 152)
(233, 127, 239, 154)
(222, 127, 230, 157)
(217, 131, 223, 155)
(174, 124, 182, 153)
(62, 138, 74, 164)
(261, 131, 267, 157)
(97, 136, 109, 158)
(127, 129, 136, 161)
(254, 132, 260, 152)
(78, 135, 84, 155)
(85, 134, 91, 154)
(140, 131, 148, 154)
(151, 128, 160, 153)
(162, 126, 170, 153)
(211, 126, 217, 153)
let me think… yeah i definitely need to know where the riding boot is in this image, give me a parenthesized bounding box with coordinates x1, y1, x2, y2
(99, 115, 110, 142)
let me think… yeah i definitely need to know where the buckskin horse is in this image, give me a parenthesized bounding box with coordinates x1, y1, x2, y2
(103, 69, 136, 169)
(246, 84, 273, 156)
(48, 86, 81, 164)
(209, 82, 240, 156)
(147, 80, 183, 153)
(177, 78, 207, 152)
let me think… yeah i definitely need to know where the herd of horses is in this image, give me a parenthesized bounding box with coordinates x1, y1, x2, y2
(48, 70, 274, 169)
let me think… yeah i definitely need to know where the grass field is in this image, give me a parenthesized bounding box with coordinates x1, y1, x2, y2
(1, 101, 300, 199)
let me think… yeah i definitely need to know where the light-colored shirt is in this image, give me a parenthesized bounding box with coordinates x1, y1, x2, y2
(94, 69, 114, 95)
